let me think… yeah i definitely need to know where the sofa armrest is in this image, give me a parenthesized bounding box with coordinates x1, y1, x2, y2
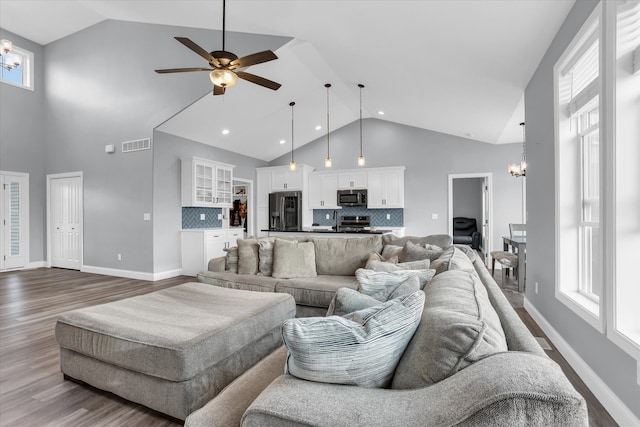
(242, 352, 587, 427)
(207, 256, 226, 272)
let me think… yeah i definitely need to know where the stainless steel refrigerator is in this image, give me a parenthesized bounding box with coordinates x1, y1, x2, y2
(268, 191, 302, 231)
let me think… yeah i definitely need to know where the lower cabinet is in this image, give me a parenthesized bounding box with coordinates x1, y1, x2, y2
(181, 229, 241, 276)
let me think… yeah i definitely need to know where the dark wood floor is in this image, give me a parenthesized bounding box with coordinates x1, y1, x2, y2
(0, 267, 617, 426)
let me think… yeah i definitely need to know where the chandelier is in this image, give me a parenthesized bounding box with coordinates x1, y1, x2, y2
(1, 39, 22, 71)
(509, 122, 527, 177)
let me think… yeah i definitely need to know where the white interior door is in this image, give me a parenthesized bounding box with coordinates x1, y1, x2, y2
(49, 175, 82, 270)
(0, 172, 29, 270)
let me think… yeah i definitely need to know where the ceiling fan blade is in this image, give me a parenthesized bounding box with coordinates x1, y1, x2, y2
(213, 85, 226, 96)
(155, 67, 213, 73)
(175, 37, 221, 67)
(236, 71, 281, 91)
(230, 50, 278, 69)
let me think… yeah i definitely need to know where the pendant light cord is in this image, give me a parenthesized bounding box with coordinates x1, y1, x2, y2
(325, 83, 331, 158)
(359, 84, 364, 157)
(290, 101, 295, 163)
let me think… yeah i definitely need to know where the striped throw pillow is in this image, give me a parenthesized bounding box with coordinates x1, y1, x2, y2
(283, 290, 425, 388)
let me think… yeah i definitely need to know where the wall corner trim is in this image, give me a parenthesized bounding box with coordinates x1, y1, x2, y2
(524, 298, 640, 426)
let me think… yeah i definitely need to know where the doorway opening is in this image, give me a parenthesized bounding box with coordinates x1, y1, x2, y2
(47, 172, 83, 270)
(229, 178, 253, 238)
(448, 173, 492, 263)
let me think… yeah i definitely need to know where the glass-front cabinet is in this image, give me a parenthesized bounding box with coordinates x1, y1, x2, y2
(182, 157, 235, 208)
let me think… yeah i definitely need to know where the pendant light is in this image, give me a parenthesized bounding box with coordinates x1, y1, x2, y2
(324, 83, 332, 168)
(289, 101, 296, 171)
(508, 122, 527, 177)
(357, 83, 366, 167)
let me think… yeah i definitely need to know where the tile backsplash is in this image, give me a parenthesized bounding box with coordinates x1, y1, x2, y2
(313, 207, 404, 227)
(182, 207, 223, 229)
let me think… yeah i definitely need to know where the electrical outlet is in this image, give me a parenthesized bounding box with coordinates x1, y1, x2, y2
(535, 282, 539, 294)
(386, 214, 391, 220)
(217, 214, 223, 220)
(432, 213, 438, 220)
(200, 213, 206, 220)
(117, 253, 122, 261)
(326, 214, 330, 219)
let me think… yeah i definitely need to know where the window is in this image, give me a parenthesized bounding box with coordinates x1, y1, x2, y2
(0, 44, 34, 91)
(554, 4, 604, 331)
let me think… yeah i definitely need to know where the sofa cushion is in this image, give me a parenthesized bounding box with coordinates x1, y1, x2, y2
(197, 271, 278, 293)
(237, 239, 260, 275)
(391, 270, 508, 389)
(382, 234, 452, 250)
(364, 251, 398, 268)
(283, 290, 425, 388)
(312, 236, 383, 276)
(430, 246, 476, 275)
(272, 238, 317, 279)
(453, 244, 477, 263)
(223, 246, 238, 273)
(327, 275, 421, 316)
(275, 275, 358, 308)
(381, 244, 403, 260)
(367, 259, 431, 272)
(356, 268, 435, 294)
(400, 241, 444, 262)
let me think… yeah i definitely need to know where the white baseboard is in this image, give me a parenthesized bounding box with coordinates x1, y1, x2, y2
(82, 265, 184, 281)
(27, 261, 47, 269)
(524, 298, 640, 427)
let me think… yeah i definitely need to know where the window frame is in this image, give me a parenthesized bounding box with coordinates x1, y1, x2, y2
(0, 44, 34, 91)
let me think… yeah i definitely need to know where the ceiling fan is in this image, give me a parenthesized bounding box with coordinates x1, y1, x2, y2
(155, 0, 281, 95)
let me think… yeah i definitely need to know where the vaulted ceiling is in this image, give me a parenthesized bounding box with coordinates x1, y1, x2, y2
(0, 1, 575, 161)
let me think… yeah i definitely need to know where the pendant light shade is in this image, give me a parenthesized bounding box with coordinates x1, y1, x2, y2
(357, 83, 365, 167)
(289, 101, 296, 171)
(324, 83, 332, 168)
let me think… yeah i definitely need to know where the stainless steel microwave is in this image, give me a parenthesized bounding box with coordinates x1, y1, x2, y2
(337, 189, 367, 207)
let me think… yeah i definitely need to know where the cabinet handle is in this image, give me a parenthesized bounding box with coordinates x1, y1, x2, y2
(351, 181, 354, 187)
(284, 183, 287, 189)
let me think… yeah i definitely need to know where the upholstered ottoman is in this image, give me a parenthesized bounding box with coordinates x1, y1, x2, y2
(54, 282, 296, 420)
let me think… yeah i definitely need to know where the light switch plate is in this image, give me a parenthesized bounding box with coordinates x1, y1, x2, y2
(200, 213, 206, 220)
(386, 214, 391, 220)
(432, 213, 438, 220)
(143, 213, 151, 221)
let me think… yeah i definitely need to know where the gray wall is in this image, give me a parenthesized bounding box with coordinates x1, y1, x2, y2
(0, 29, 46, 263)
(12, 19, 289, 273)
(270, 118, 524, 253)
(525, 0, 640, 418)
(452, 177, 483, 227)
(152, 131, 268, 273)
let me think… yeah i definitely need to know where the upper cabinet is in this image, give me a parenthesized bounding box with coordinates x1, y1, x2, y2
(181, 157, 235, 208)
(271, 168, 303, 191)
(337, 171, 368, 189)
(366, 167, 405, 208)
(308, 172, 340, 209)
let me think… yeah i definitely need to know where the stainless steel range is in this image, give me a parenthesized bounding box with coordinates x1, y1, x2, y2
(338, 215, 371, 232)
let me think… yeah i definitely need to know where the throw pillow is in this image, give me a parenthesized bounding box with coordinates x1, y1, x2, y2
(327, 276, 421, 316)
(364, 251, 399, 269)
(311, 236, 382, 276)
(257, 237, 276, 276)
(391, 270, 508, 389)
(223, 246, 238, 273)
(367, 259, 430, 273)
(356, 268, 435, 293)
(430, 246, 476, 275)
(453, 244, 477, 263)
(382, 234, 453, 251)
(381, 244, 403, 260)
(237, 239, 259, 275)
(283, 290, 425, 388)
(399, 241, 441, 262)
(272, 238, 317, 279)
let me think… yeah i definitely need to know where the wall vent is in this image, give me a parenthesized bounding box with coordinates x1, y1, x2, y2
(122, 138, 151, 153)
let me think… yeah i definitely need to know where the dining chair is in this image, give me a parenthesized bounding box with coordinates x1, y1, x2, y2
(490, 224, 526, 284)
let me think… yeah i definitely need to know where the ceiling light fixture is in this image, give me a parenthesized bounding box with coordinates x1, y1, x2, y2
(0, 39, 22, 71)
(279, 139, 286, 145)
(378, 111, 385, 115)
(221, 129, 230, 135)
(289, 101, 296, 171)
(357, 83, 366, 167)
(315, 125, 322, 131)
(324, 83, 332, 168)
(210, 69, 238, 88)
(509, 122, 527, 177)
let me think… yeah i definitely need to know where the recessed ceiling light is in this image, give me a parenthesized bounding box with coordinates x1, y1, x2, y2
(222, 129, 230, 135)
(279, 139, 286, 144)
(378, 111, 385, 115)
(315, 125, 322, 131)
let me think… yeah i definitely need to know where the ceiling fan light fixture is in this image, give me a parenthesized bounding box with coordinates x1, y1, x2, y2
(210, 69, 237, 87)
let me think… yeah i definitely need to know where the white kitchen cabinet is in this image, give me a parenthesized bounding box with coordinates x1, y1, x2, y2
(367, 167, 405, 208)
(270, 168, 303, 191)
(308, 172, 340, 209)
(181, 229, 239, 276)
(337, 171, 368, 189)
(182, 157, 235, 208)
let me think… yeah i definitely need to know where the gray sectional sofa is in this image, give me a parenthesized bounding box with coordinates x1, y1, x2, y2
(188, 234, 588, 426)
